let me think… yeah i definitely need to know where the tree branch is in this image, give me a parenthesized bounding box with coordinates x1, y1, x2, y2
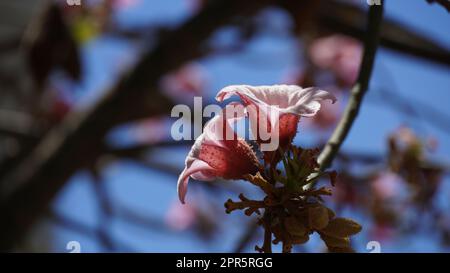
(0, 0, 274, 251)
(319, 0, 450, 67)
(317, 2, 384, 171)
(48, 210, 136, 252)
(426, 0, 450, 12)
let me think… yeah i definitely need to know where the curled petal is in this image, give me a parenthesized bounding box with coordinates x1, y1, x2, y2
(177, 104, 255, 204)
(216, 85, 336, 117)
(284, 87, 337, 117)
(177, 159, 216, 204)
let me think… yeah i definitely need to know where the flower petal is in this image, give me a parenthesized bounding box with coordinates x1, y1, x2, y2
(202, 103, 246, 147)
(177, 159, 216, 204)
(284, 87, 337, 117)
(216, 84, 336, 117)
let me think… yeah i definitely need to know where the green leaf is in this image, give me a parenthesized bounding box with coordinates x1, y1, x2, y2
(320, 234, 350, 249)
(284, 217, 307, 237)
(291, 234, 310, 245)
(308, 206, 329, 230)
(320, 218, 362, 238)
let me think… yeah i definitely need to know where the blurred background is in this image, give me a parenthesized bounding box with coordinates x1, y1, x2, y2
(0, 0, 449, 252)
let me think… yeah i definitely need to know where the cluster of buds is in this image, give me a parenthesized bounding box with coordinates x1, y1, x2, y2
(177, 84, 362, 252)
(225, 146, 362, 253)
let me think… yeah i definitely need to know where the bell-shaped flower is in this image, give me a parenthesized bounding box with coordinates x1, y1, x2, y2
(216, 84, 336, 162)
(177, 106, 260, 204)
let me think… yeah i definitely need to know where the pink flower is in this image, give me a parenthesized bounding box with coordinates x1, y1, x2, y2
(308, 35, 362, 86)
(165, 200, 197, 231)
(129, 117, 169, 145)
(370, 224, 395, 242)
(112, 0, 140, 9)
(177, 107, 259, 204)
(391, 126, 419, 147)
(216, 85, 336, 162)
(371, 171, 403, 200)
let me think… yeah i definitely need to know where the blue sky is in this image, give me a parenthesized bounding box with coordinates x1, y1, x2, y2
(46, 0, 450, 252)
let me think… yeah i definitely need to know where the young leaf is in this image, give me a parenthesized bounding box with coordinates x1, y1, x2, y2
(320, 218, 362, 237)
(308, 206, 329, 230)
(284, 217, 307, 237)
(320, 233, 351, 248)
(291, 234, 310, 245)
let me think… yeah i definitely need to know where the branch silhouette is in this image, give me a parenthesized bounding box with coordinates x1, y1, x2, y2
(0, 0, 274, 251)
(426, 0, 450, 12)
(317, 2, 384, 171)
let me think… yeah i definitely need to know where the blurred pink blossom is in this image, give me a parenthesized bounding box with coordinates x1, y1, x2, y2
(394, 126, 419, 146)
(131, 117, 168, 144)
(111, 0, 140, 9)
(161, 62, 208, 103)
(280, 68, 307, 86)
(370, 224, 395, 242)
(303, 93, 341, 131)
(308, 34, 362, 86)
(185, 0, 207, 13)
(165, 200, 197, 231)
(371, 171, 403, 200)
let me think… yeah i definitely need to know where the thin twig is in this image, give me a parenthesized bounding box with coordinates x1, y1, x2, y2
(317, 2, 384, 171)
